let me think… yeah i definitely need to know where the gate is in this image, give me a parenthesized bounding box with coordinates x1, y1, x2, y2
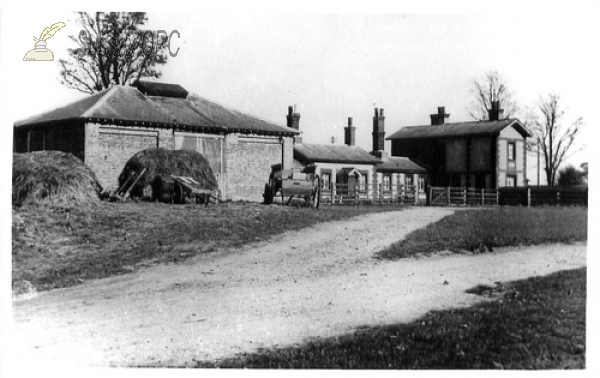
(428, 186, 499, 206)
(430, 186, 448, 205)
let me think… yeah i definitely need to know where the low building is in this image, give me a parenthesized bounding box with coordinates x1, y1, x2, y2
(386, 102, 532, 189)
(13, 80, 298, 201)
(294, 141, 381, 199)
(291, 107, 426, 202)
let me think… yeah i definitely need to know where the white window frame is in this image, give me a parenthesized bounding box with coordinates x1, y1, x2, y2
(506, 174, 516, 187)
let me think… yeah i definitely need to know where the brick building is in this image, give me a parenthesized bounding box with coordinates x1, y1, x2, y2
(13, 81, 298, 201)
(292, 107, 426, 201)
(387, 102, 532, 189)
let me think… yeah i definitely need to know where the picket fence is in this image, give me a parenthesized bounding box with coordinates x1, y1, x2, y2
(320, 183, 423, 205)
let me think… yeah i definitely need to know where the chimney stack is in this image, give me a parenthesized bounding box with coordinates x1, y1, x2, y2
(344, 117, 356, 146)
(488, 101, 504, 121)
(286, 105, 302, 143)
(430, 106, 450, 125)
(372, 108, 385, 152)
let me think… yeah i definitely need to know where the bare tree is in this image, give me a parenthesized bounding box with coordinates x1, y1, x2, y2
(59, 12, 169, 94)
(530, 94, 583, 186)
(467, 70, 519, 120)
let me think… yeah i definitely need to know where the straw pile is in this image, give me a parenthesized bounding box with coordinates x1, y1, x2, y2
(12, 151, 102, 207)
(118, 148, 218, 198)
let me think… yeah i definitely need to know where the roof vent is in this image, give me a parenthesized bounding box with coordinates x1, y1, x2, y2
(134, 80, 189, 98)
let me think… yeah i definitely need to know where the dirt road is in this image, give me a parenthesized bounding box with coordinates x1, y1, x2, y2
(10, 207, 586, 368)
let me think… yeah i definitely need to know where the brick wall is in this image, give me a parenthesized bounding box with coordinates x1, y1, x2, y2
(84, 123, 161, 190)
(84, 122, 291, 200)
(224, 134, 292, 201)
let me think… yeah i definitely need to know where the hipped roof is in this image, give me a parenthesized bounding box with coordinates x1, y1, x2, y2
(377, 156, 427, 174)
(294, 144, 381, 165)
(387, 119, 532, 140)
(14, 84, 299, 137)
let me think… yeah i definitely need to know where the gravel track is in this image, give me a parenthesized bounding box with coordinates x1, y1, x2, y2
(10, 207, 586, 368)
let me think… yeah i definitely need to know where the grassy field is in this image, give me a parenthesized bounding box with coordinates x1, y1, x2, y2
(198, 267, 586, 369)
(12, 202, 401, 291)
(377, 207, 587, 260)
(13, 205, 588, 291)
(13, 204, 588, 368)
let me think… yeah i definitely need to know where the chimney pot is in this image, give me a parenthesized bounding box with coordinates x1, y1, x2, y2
(488, 101, 504, 121)
(431, 106, 450, 125)
(344, 117, 356, 146)
(430, 114, 439, 125)
(287, 106, 302, 144)
(372, 107, 385, 152)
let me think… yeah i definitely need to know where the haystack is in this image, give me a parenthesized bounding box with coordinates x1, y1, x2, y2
(12, 151, 103, 207)
(118, 148, 218, 199)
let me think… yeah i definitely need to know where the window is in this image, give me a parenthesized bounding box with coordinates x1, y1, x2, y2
(506, 175, 516, 187)
(322, 173, 331, 189)
(418, 175, 425, 192)
(404, 174, 413, 187)
(508, 142, 516, 161)
(358, 174, 366, 190)
(383, 174, 391, 190)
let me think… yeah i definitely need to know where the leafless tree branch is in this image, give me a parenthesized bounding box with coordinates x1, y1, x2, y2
(467, 70, 519, 121)
(532, 94, 584, 185)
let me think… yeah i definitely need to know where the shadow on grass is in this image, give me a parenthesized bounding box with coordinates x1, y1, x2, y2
(197, 268, 586, 369)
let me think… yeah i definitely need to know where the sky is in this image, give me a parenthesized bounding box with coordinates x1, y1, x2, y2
(1, 2, 598, 170)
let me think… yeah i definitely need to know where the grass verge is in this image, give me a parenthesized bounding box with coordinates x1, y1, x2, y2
(198, 267, 586, 369)
(12, 202, 402, 291)
(377, 207, 587, 260)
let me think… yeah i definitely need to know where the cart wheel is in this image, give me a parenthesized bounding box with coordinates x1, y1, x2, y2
(174, 182, 185, 204)
(263, 184, 273, 204)
(312, 175, 321, 209)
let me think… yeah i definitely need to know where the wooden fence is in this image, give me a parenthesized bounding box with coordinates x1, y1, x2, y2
(429, 186, 499, 206)
(317, 183, 587, 207)
(320, 183, 423, 205)
(427, 185, 588, 207)
(499, 186, 588, 206)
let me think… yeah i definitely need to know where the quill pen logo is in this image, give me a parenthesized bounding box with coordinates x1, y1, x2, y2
(23, 22, 66, 61)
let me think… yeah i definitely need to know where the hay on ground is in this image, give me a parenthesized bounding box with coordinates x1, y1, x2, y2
(12, 151, 103, 207)
(118, 148, 218, 199)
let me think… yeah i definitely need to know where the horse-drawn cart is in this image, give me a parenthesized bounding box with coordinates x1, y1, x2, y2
(263, 164, 321, 208)
(152, 175, 220, 205)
